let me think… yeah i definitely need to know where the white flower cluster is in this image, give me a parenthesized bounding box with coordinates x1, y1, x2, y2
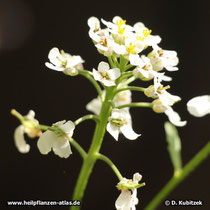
(86, 16, 186, 136)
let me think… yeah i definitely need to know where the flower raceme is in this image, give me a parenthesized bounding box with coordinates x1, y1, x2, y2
(11, 16, 188, 210)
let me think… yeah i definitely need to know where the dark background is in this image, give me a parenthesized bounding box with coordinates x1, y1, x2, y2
(1, 0, 210, 209)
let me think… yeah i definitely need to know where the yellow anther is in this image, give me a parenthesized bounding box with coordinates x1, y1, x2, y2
(142, 29, 152, 37)
(136, 35, 145, 42)
(126, 42, 137, 54)
(116, 19, 126, 27)
(118, 26, 125, 35)
(94, 22, 99, 32)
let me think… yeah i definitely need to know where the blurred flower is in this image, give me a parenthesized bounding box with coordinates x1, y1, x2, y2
(37, 120, 75, 158)
(187, 95, 210, 117)
(115, 173, 142, 210)
(13, 110, 42, 153)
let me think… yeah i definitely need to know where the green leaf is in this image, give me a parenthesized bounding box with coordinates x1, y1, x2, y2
(164, 121, 182, 177)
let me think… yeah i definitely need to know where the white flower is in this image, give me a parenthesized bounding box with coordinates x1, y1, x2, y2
(45, 47, 84, 76)
(14, 110, 42, 153)
(110, 38, 144, 60)
(88, 17, 114, 57)
(93, 61, 120, 86)
(148, 46, 179, 71)
(133, 22, 161, 48)
(37, 120, 75, 158)
(152, 98, 186, 127)
(101, 16, 134, 45)
(107, 109, 140, 140)
(115, 173, 142, 210)
(187, 95, 210, 117)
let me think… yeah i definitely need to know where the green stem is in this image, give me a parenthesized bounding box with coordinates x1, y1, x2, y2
(96, 153, 123, 181)
(116, 102, 153, 109)
(69, 138, 87, 159)
(79, 70, 103, 101)
(124, 64, 134, 71)
(108, 56, 115, 68)
(144, 141, 210, 210)
(122, 76, 136, 86)
(114, 86, 146, 96)
(74, 115, 99, 126)
(118, 71, 133, 83)
(71, 87, 115, 210)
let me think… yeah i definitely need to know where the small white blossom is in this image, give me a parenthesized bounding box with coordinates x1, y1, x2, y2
(148, 46, 179, 71)
(101, 16, 134, 45)
(152, 98, 186, 127)
(37, 120, 75, 158)
(14, 110, 42, 153)
(187, 95, 210, 117)
(115, 173, 142, 210)
(93, 61, 120, 86)
(45, 47, 84, 76)
(133, 22, 161, 48)
(107, 109, 140, 140)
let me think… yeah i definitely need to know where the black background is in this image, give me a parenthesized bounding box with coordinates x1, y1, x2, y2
(1, 0, 210, 210)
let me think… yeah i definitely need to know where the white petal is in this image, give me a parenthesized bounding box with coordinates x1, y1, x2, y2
(111, 108, 124, 119)
(48, 47, 63, 66)
(129, 54, 143, 66)
(108, 68, 121, 80)
(98, 61, 110, 72)
(120, 124, 141, 140)
(115, 190, 132, 210)
(86, 98, 102, 115)
(14, 125, 30, 153)
(26, 110, 35, 119)
(87, 17, 100, 30)
(133, 173, 142, 183)
(52, 137, 72, 158)
(187, 95, 210, 117)
(37, 130, 56, 155)
(106, 122, 119, 141)
(45, 62, 65, 71)
(165, 107, 187, 127)
(89, 30, 100, 42)
(102, 79, 116, 87)
(92, 68, 102, 81)
(58, 120, 75, 138)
